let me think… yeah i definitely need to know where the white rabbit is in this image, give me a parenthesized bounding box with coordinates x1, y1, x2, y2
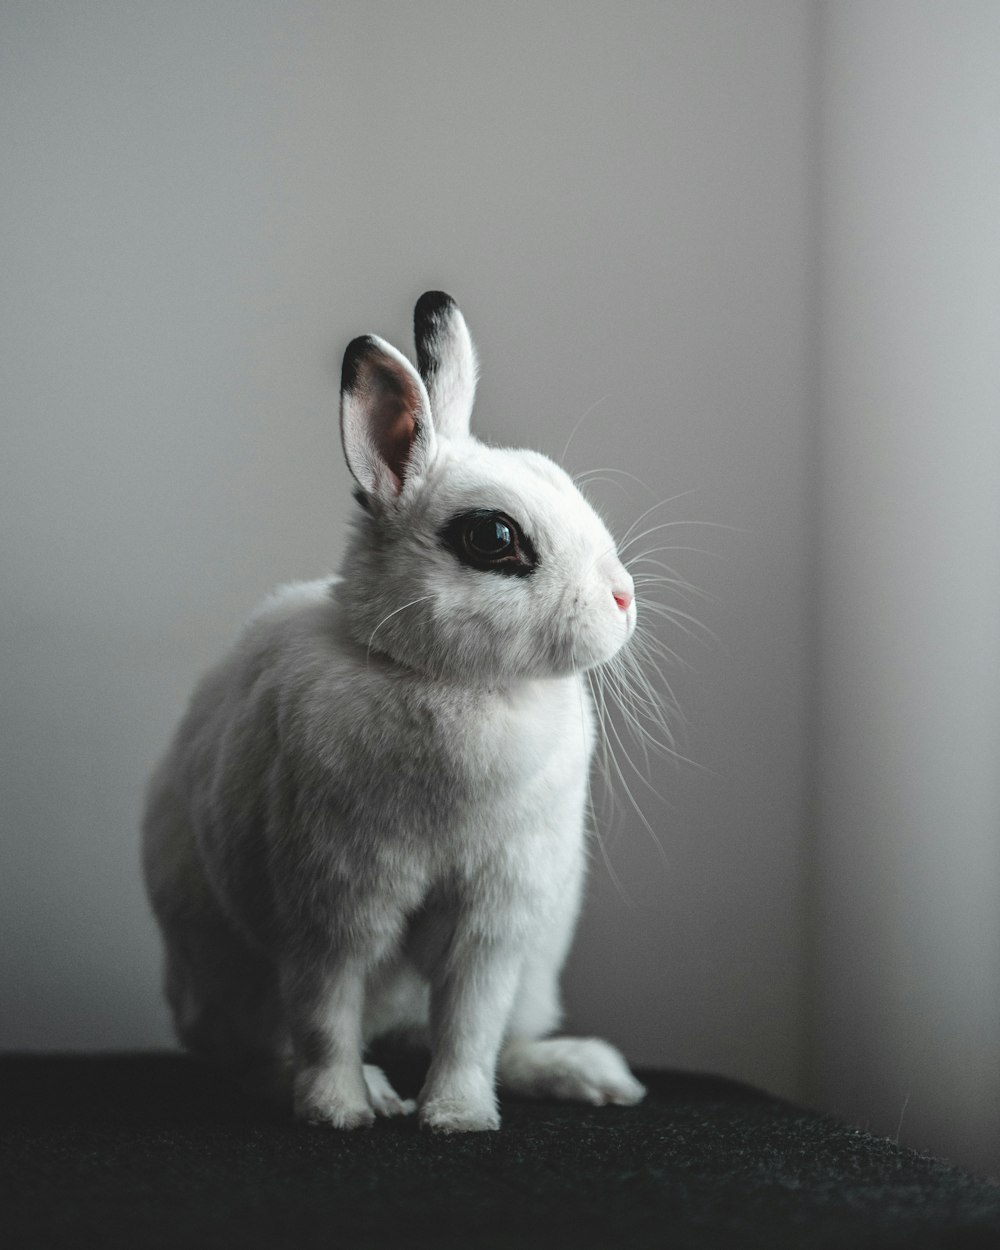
(142, 291, 646, 1133)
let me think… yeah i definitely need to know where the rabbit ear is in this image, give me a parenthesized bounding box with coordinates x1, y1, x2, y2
(413, 291, 478, 440)
(340, 335, 437, 502)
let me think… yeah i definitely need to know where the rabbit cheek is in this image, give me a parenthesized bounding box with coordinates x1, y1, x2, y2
(574, 589, 634, 669)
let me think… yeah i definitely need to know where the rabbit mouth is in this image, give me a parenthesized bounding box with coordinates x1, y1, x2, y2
(556, 622, 631, 676)
(553, 584, 635, 675)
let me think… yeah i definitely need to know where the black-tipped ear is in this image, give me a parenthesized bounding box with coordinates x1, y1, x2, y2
(413, 290, 478, 440)
(340, 335, 436, 501)
(414, 292, 458, 377)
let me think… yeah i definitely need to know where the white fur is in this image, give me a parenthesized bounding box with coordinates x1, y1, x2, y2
(142, 293, 644, 1133)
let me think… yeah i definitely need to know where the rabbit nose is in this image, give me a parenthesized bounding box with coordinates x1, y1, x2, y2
(600, 559, 634, 612)
(611, 568, 635, 611)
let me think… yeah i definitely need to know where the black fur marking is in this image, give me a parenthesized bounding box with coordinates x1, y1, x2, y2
(341, 335, 379, 393)
(342, 336, 416, 407)
(352, 488, 370, 511)
(414, 291, 457, 382)
(439, 509, 538, 578)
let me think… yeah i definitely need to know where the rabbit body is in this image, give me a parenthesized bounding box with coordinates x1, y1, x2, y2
(143, 293, 645, 1131)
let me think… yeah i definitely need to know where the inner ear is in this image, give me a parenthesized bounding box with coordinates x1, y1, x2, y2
(367, 361, 420, 488)
(341, 336, 435, 498)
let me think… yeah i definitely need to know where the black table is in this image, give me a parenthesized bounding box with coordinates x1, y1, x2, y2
(3, 1052, 998, 1248)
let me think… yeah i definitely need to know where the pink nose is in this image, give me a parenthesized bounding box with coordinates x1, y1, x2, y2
(613, 590, 633, 612)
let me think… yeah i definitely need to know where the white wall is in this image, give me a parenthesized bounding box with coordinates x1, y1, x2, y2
(814, 1, 1000, 1176)
(1, 0, 814, 1102)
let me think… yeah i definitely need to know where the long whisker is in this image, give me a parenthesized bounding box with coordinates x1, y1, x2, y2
(560, 394, 610, 463)
(588, 667, 617, 821)
(608, 647, 678, 751)
(628, 623, 689, 670)
(602, 660, 655, 773)
(635, 601, 717, 647)
(631, 568, 713, 605)
(616, 490, 702, 548)
(583, 669, 633, 908)
(618, 645, 681, 742)
(573, 478, 724, 880)
(619, 518, 740, 556)
(611, 654, 702, 772)
(575, 474, 635, 496)
(592, 676, 672, 869)
(628, 548, 722, 571)
(573, 466, 658, 496)
(366, 595, 433, 665)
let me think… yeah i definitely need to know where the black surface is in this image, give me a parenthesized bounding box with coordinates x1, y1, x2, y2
(3, 1052, 999, 1249)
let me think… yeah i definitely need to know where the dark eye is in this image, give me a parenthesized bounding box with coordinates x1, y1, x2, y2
(467, 515, 513, 557)
(440, 509, 538, 577)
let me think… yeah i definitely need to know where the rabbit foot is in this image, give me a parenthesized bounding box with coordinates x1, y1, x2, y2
(294, 1066, 376, 1129)
(419, 1070, 500, 1133)
(419, 1095, 501, 1134)
(499, 1037, 646, 1106)
(363, 1063, 416, 1117)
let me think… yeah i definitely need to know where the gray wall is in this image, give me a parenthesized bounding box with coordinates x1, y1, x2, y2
(7, 0, 997, 1177)
(814, 0, 1000, 1177)
(2, 0, 813, 1098)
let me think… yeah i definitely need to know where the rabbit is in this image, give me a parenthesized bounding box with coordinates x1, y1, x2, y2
(142, 290, 647, 1133)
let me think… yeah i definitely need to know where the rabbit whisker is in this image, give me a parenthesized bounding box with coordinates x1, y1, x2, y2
(580, 666, 633, 909)
(635, 601, 716, 648)
(619, 517, 737, 557)
(365, 595, 434, 666)
(560, 394, 610, 463)
(573, 466, 658, 496)
(616, 489, 703, 549)
(589, 661, 672, 870)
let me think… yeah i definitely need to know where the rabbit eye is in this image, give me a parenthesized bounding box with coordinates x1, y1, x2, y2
(440, 510, 538, 577)
(468, 515, 512, 556)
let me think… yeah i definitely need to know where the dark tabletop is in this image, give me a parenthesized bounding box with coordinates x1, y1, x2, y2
(3, 1051, 999, 1249)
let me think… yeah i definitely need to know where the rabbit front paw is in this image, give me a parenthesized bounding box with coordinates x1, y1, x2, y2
(419, 1070, 500, 1133)
(293, 1065, 376, 1129)
(419, 1095, 501, 1134)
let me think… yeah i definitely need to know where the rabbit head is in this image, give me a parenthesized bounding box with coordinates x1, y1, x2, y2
(338, 291, 635, 683)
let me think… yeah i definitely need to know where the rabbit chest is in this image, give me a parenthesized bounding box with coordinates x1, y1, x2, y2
(184, 589, 595, 949)
(206, 606, 599, 941)
(308, 660, 595, 857)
